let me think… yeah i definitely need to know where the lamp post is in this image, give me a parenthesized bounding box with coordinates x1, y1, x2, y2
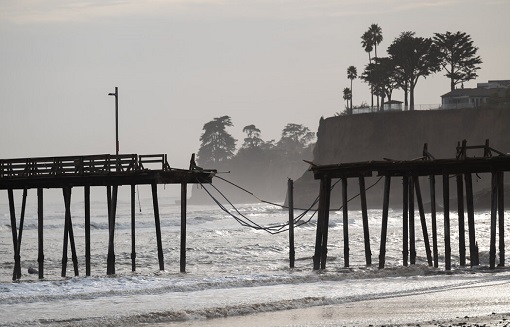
(108, 87, 119, 156)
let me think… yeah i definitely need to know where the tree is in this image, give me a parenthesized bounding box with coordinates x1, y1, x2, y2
(241, 124, 263, 149)
(362, 57, 398, 111)
(361, 24, 383, 109)
(433, 31, 482, 91)
(347, 66, 357, 114)
(388, 32, 441, 110)
(196, 115, 237, 166)
(277, 123, 315, 156)
(342, 87, 352, 110)
(361, 30, 375, 108)
(368, 23, 383, 58)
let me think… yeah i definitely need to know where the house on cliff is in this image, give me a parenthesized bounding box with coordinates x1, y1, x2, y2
(441, 79, 510, 109)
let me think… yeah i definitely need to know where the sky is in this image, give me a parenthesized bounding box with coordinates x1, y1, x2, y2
(1, 0, 509, 170)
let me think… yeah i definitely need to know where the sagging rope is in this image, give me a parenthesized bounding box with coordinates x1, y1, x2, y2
(196, 175, 383, 234)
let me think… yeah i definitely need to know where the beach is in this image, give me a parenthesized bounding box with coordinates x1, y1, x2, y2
(160, 272, 510, 327)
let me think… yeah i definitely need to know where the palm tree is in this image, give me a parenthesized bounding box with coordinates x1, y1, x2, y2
(361, 30, 374, 108)
(347, 66, 357, 115)
(368, 24, 383, 58)
(366, 24, 383, 108)
(342, 87, 352, 110)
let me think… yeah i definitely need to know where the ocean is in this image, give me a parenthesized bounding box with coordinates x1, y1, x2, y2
(0, 185, 509, 326)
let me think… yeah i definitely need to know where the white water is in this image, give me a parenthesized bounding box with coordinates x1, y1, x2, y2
(0, 186, 509, 326)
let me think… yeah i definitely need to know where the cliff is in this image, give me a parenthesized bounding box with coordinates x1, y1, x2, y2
(293, 106, 510, 210)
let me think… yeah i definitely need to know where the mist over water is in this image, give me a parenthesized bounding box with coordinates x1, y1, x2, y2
(1, 190, 509, 326)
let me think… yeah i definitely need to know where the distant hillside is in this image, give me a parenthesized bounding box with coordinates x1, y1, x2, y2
(292, 106, 510, 210)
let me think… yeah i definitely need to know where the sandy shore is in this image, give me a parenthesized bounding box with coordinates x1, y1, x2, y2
(158, 276, 510, 327)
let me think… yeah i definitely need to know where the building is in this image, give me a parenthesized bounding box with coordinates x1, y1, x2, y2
(441, 80, 510, 109)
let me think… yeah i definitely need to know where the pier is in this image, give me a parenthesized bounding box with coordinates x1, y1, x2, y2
(311, 140, 508, 271)
(0, 153, 215, 280)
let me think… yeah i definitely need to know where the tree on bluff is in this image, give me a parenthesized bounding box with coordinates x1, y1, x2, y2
(388, 31, 441, 110)
(196, 115, 237, 167)
(433, 31, 482, 91)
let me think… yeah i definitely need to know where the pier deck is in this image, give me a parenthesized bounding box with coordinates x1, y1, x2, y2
(1, 153, 215, 280)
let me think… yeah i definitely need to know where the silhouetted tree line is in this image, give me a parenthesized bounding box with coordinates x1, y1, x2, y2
(196, 116, 315, 169)
(192, 116, 315, 202)
(345, 25, 482, 112)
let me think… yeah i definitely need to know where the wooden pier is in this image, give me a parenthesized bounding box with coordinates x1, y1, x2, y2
(311, 140, 508, 271)
(1, 153, 215, 280)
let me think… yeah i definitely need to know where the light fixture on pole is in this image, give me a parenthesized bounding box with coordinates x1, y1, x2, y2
(108, 87, 119, 156)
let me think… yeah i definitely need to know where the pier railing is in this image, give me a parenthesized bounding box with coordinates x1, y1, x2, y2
(0, 154, 171, 179)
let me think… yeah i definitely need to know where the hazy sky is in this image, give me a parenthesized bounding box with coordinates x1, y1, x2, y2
(1, 0, 509, 169)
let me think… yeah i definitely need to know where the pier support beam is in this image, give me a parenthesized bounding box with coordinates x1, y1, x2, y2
(429, 175, 438, 268)
(107, 185, 118, 275)
(490, 172, 498, 269)
(402, 176, 409, 267)
(456, 175, 466, 266)
(131, 184, 136, 272)
(9, 189, 27, 280)
(359, 177, 371, 266)
(152, 183, 165, 271)
(180, 183, 187, 273)
(85, 186, 91, 276)
(443, 174, 451, 271)
(414, 177, 432, 266)
(313, 176, 331, 270)
(37, 188, 44, 279)
(409, 176, 416, 265)
(62, 187, 79, 277)
(8, 189, 18, 280)
(342, 178, 349, 268)
(379, 176, 391, 269)
(288, 179, 295, 269)
(498, 172, 505, 266)
(465, 173, 479, 266)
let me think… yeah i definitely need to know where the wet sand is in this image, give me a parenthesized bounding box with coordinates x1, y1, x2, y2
(158, 278, 510, 327)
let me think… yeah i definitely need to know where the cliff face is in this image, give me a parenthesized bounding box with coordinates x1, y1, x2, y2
(294, 106, 510, 209)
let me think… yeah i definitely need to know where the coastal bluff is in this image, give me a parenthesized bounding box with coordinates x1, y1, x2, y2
(293, 106, 510, 209)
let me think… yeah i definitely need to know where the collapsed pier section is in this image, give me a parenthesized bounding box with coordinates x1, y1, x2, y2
(310, 141, 508, 271)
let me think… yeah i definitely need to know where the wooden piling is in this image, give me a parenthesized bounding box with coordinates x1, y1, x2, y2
(443, 174, 451, 271)
(379, 176, 391, 269)
(409, 176, 416, 265)
(402, 176, 409, 267)
(456, 175, 466, 266)
(8, 189, 18, 278)
(131, 184, 136, 272)
(359, 177, 371, 266)
(63, 187, 79, 277)
(13, 188, 27, 279)
(85, 185, 91, 276)
(37, 188, 44, 279)
(313, 176, 331, 270)
(490, 172, 498, 269)
(414, 177, 432, 266)
(498, 172, 505, 266)
(107, 185, 118, 275)
(465, 173, 479, 266)
(288, 179, 295, 269)
(429, 175, 438, 268)
(342, 178, 349, 267)
(180, 182, 187, 273)
(61, 187, 71, 277)
(152, 183, 165, 271)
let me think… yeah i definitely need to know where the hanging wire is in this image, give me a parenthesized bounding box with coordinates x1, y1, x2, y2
(195, 175, 383, 235)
